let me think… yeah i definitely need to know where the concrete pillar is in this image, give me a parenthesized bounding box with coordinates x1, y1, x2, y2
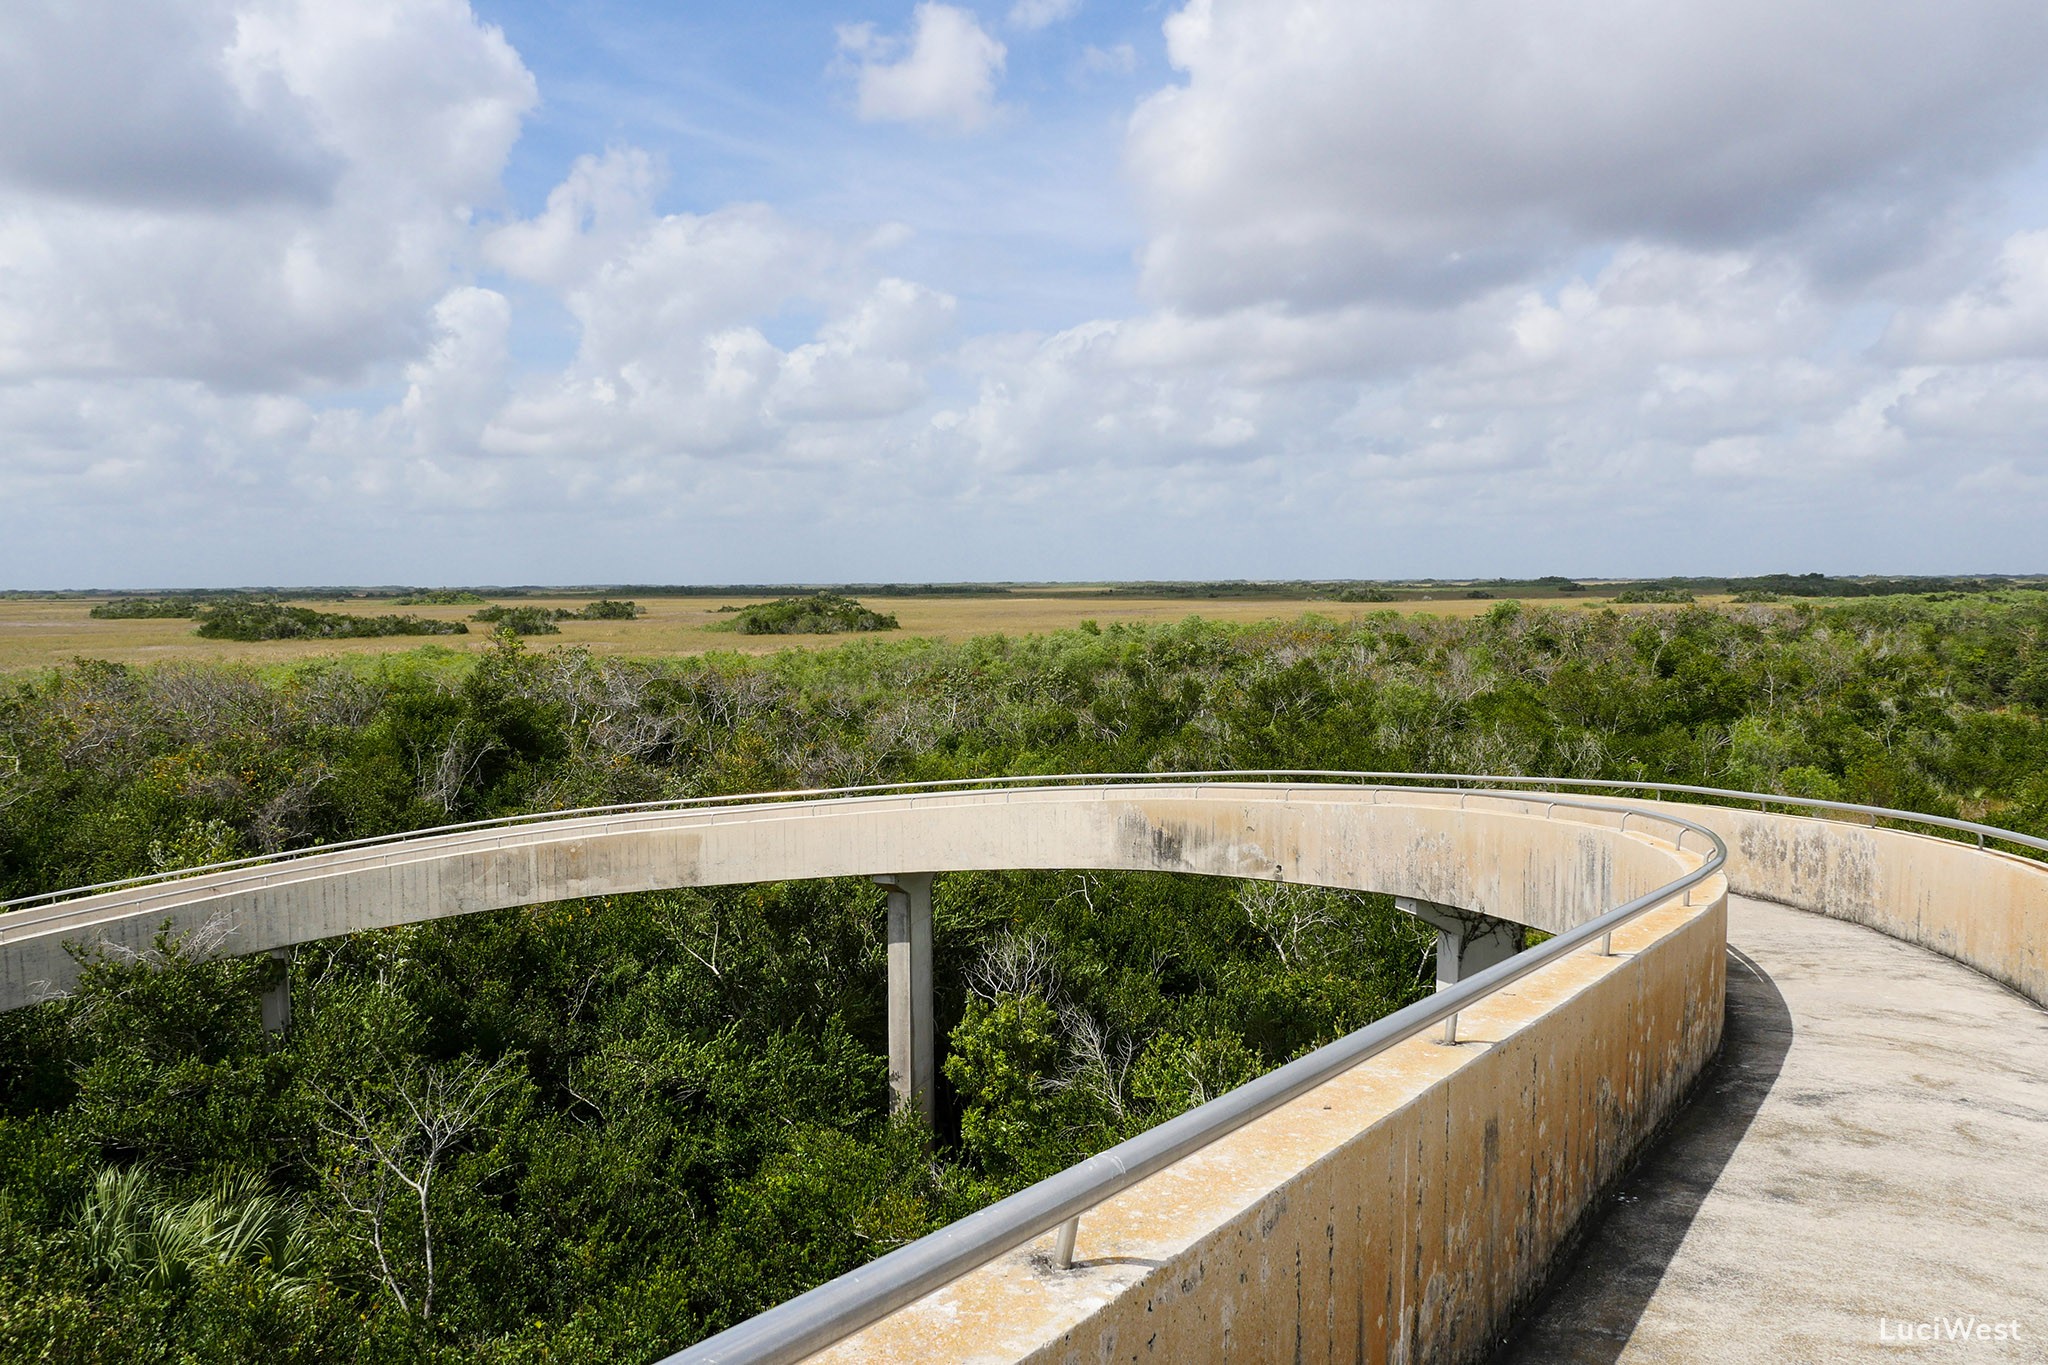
(1396, 896, 1523, 990)
(260, 947, 292, 1033)
(873, 873, 935, 1126)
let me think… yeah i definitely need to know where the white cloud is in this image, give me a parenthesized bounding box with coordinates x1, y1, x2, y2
(838, 4, 1006, 133)
(1127, 0, 2048, 312)
(397, 287, 511, 456)
(481, 147, 663, 291)
(1009, 0, 1081, 32)
(0, 0, 535, 389)
(1886, 230, 2048, 363)
(482, 156, 957, 457)
(0, 1, 331, 209)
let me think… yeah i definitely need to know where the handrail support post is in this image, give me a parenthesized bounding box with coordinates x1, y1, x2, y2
(1052, 1216, 1079, 1269)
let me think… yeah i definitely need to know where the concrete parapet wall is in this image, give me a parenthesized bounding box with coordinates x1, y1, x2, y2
(1614, 801, 2048, 1008)
(1, 784, 1694, 1009)
(812, 888, 1727, 1365)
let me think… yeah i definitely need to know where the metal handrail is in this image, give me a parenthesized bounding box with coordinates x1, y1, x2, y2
(5, 767, 2038, 915)
(661, 794, 1726, 1365)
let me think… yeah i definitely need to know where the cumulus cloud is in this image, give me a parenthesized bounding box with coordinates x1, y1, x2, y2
(483, 153, 958, 458)
(1128, 0, 2048, 312)
(1885, 230, 2048, 363)
(0, 1, 332, 208)
(838, 4, 1006, 133)
(397, 287, 512, 456)
(0, 0, 535, 388)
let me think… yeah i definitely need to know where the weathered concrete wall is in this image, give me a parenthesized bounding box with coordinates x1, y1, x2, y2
(1610, 800, 2048, 1008)
(810, 888, 1727, 1365)
(0, 785, 1693, 1008)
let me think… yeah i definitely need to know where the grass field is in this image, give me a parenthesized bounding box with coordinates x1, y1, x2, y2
(0, 588, 1747, 677)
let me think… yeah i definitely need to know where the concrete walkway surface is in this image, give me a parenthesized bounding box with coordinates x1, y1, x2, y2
(1499, 896, 2048, 1364)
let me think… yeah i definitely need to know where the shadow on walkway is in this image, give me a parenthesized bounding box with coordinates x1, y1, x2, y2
(1491, 946, 1795, 1363)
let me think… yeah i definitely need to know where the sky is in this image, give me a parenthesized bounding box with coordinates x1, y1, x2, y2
(4, 0, 2048, 588)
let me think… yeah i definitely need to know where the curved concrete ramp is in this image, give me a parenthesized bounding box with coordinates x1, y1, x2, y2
(0, 783, 1695, 1007)
(1501, 895, 2048, 1364)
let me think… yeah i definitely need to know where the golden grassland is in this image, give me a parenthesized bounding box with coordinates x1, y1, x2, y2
(0, 590, 1746, 678)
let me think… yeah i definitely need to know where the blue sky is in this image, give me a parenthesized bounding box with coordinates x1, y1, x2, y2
(3, 0, 2048, 588)
(475, 1, 1155, 338)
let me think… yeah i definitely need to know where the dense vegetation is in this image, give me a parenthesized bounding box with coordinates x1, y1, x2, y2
(1076, 573, 2036, 601)
(4, 594, 2048, 1360)
(569, 600, 643, 621)
(194, 604, 470, 643)
(88, 597, 206, 620)
(714, 594, 898, 635)
(392, 592, 487, 607)
(470, 601, 645, 635)
(469, 606, 561, 636)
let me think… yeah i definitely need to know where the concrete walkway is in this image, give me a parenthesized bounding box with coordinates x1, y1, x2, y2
(1499, 896, 2048, 1364)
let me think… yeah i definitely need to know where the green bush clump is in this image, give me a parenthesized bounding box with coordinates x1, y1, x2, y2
(570, 599, 644, 620)
(470, 605, 562, 635)
(89, 597, 206, 619)
(715, 594, 898, 635)
(194, 603, 468, 641)
(1611, 587, 1696, 605)
(391, 590, 487, 606)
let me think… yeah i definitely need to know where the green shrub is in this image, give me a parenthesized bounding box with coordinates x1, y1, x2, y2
(194, 603, 468, 641)
(469, 606, 562, 635)
(570, 599, 643, 621)
(391, 590, 486, 606)
(713, 595, 897, 635)
(89, 597, 206, 620)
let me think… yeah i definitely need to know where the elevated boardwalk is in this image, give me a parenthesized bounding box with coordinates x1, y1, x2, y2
(1506, 896, 2048, 1363)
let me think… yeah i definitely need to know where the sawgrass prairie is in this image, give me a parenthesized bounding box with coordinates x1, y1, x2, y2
(0, 589, 1728, 677)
